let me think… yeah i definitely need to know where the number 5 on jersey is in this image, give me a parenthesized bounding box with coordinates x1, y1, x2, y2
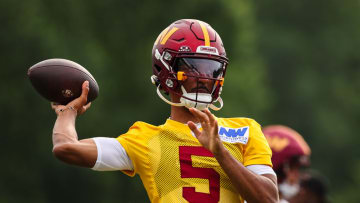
(179, 146, 220, 203)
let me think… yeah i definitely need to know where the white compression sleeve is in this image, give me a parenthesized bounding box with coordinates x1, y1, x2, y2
(91, 137, 134, 171)
(246, 164, 276, 176)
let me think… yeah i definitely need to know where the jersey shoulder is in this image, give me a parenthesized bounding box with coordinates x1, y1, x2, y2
(126, 121, 160, 135)
(217, 117, 261, 128)
(117, 121, 162, 142)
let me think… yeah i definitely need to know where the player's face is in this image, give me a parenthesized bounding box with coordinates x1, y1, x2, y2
(279, 163, 302, 200)
(175, 58, 224, 94)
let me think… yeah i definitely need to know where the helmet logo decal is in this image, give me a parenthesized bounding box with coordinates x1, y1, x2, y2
(197, 20, 210, 46)
(154, 27, 179, 45)
(179, 46, 191, 52)
(266, 136, 290, 152)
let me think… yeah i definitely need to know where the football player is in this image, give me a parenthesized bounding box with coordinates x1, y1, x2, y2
(51, 19, 278, 203)
(289, 170, 329, 203)
(263, 125, 311, 202)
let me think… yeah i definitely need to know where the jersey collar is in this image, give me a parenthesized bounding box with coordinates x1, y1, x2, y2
(164, 118, 193, 131)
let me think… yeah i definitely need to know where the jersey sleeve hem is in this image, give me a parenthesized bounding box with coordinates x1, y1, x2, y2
(244, 156, 273, 167)
(117, 137, 136, 177)
(246, 164, 276, 176)
(91, 138, 102, 171)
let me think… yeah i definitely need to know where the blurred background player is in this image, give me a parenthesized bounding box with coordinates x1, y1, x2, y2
(51, 19, 278, 202)
(263, 125, 311, 202)
(289, 170, 329, 203)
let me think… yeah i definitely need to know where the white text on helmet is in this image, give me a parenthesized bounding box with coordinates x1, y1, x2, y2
(196, 46, 219, 55)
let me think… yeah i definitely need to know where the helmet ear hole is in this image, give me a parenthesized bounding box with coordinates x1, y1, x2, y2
(154, 64, 162, 73)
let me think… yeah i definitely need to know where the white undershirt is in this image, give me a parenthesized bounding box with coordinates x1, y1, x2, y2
(91, 137, 276, 176)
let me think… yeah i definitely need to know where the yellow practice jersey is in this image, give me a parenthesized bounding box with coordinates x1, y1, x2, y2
(117, 117, 272, 203)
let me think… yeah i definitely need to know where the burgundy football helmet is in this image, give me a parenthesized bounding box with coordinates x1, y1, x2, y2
(151, 19, 228, 110)
(263, 125, 311, 182)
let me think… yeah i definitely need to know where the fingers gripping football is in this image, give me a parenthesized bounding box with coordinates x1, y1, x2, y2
(76, 81, 91, 114)
(51, 81, 92, 116)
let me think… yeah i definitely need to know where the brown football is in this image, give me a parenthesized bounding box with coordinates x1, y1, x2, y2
(28, 58, 99, 105)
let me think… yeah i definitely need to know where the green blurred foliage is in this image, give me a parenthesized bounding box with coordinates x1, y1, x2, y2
(0, 0, 359, 202)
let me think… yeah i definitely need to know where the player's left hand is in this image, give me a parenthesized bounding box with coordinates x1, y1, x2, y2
(187, 108, 223, 155)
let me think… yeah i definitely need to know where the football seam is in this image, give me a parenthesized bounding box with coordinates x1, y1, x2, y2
(29, 65, 98, 88)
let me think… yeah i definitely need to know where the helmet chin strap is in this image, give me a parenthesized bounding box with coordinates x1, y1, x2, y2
(156, 85, 223, 111)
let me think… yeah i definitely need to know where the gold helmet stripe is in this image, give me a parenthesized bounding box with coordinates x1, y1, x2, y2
(197, 20, 210, 46)
(160, 27, 179, 45)
(154, 27, 169, 45)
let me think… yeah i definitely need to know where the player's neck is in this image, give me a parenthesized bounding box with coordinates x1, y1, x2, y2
(170, 105, 199, 124)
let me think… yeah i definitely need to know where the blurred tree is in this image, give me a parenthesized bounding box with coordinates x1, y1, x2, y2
(219, 0, 273, 120)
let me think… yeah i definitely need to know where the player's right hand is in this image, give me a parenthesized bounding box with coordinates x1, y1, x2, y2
(187, 108, 222, 155)
(51, 81, 92, 116)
